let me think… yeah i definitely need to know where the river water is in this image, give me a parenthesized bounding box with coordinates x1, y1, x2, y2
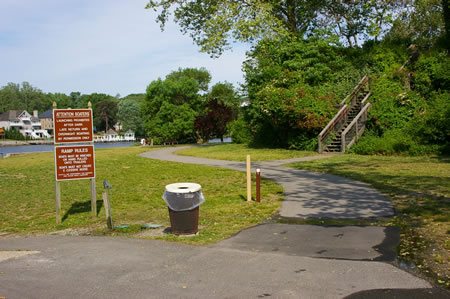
(0, 137, 232, 155)
(0, 142, 136, 155)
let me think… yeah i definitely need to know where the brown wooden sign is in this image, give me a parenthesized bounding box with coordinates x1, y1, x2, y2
(55, 145, 95, 181)
(53, 109, 93, 144)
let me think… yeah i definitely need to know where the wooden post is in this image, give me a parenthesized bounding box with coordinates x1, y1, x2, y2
(341, 132, 346, 153)
(256, 168, 261, 203)
(53, 101, 61, 224)
(318, 137, 322, 154)
(90, 179, 96, 217)
(55, 181, 61, 224)
(246, 155, 251, 201)
(102, 189, 113, 230)
(88, 101, 96, 217)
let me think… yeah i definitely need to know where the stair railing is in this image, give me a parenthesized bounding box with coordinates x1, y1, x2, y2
(318, 105, 348, 153)
(318, 76, 370, 153)
(341, 102, 371, 152)
(339, 75, 370, 107)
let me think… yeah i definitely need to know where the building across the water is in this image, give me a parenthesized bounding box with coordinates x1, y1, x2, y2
(38, 110, 54, 135)
(93, 129, 136, 142)
(0, 110, 51, 139)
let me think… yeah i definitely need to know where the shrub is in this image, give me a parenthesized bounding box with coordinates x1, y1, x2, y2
(350, 129, 441, 156)
(229, 116, 252, 144)
(5, 128, 26, 140)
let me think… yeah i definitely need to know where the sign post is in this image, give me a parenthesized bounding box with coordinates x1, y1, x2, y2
(53, 102, 96, 223)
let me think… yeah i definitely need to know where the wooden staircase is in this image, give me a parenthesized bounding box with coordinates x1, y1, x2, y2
(318, 76, 372, 153)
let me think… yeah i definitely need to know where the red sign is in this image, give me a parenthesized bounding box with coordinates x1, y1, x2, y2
(53, 109, 93, 144)
(55, 145, 95, 181)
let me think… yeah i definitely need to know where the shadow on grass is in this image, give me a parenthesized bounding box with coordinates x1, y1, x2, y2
(290, 159, 450, 220)
(62, 200, 103, 223)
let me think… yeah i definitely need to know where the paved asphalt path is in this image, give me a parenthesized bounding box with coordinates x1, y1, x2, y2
(140, 146, 394, 218)
(0, 225, 441, 299)
(1, 147, 448, 298)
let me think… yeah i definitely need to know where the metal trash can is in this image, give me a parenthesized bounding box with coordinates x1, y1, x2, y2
(163, 183, 205, 235)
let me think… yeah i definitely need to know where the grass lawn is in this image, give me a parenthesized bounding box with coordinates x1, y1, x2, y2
(0, 146, 283, 245)
(287, 154, 450, 288)
(175, 143, 318, 161)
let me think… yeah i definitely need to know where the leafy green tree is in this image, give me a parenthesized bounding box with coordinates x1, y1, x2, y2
(79, 93, 114, 109)
(387, 0, 446, 47)
(47, 93, 73, 109)
(146, 0, 407, 55)
(70, 92, 83, 108)
(243, 37, 363, 148)
(0, 82, 51, 113)
(142, 68, 211, 142)
(146, 102, 198, 143)
(118, 99, 144, 133)
(146, 0, 324, 56)
(121, 93, 146, 105)
(209, 82, 240, 109)
(95, 99, 118, 132)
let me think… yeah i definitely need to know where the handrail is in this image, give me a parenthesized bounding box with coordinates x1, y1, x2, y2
(360, 92, 371, 106)
(318, 105, 347, 140)
(341, 103, 371, 152)
(318, 105, 348, 153)
(317, 75, 371, 153)
(339, 76, 369, 106)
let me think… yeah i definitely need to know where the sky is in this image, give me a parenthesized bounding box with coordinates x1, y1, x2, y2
(0, 0, 249, 97)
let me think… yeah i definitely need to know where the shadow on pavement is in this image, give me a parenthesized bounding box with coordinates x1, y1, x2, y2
(344, 288, 450, 299)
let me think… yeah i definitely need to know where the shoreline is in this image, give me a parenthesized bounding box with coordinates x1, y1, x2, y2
(0, 140, 53, 147)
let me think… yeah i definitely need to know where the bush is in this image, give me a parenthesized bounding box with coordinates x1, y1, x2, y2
(5, 129, 26, 140)
(350, 129, 440, 156)
(229, 116, 252, 144)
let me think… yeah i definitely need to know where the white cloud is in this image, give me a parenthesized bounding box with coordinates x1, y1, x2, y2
(0, 0, 248, 96)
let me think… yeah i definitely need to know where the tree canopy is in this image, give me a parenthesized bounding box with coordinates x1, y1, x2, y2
(0, 82, 50, 113)
(146, 0, 419, 55)
(142, 68, 212, 143)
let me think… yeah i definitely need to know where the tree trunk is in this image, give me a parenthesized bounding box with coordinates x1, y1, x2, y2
(286, 0, 298, 34)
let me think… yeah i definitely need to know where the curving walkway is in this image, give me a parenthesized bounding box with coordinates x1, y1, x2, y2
(1, 147, 441, 298)
(140, 146, 394, 219)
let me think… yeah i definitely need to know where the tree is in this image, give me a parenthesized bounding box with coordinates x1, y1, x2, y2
(0, 82, 51, 113)
(142, 68, 211, 143)
(146, 0, 323, 56)
(121, 93, 146, 104)
(47, 93, 73, 109)
(197, 82, 239, 142)
(209, 82, 240, 109)
(146, 0, 407, 55)
(70, 92, 82, 108)
(147, 102, 198, 143)
(95, 99, 118, 132)
(242, 37, 361, 148)
(118, 99, 143, 133)
(194, 97, 235, 143)
(387, 0, 446, 47)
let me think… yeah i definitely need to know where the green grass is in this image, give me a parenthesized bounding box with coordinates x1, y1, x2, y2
(0, 146, 283, 245)
(286, 154, 450, 287)
(176, 143, 318, 161)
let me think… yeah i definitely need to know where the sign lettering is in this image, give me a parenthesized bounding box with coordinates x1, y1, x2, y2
(55, 145, 95, 181)
(53, 109, 93, 144)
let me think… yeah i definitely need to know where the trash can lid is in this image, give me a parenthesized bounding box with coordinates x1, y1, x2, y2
(165, 182, 201, 194)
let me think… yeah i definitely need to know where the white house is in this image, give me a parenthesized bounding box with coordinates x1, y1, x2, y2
(0, 110, 51, 139)
(124, 130, 135, 141)
(104, 129, 120, 142)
